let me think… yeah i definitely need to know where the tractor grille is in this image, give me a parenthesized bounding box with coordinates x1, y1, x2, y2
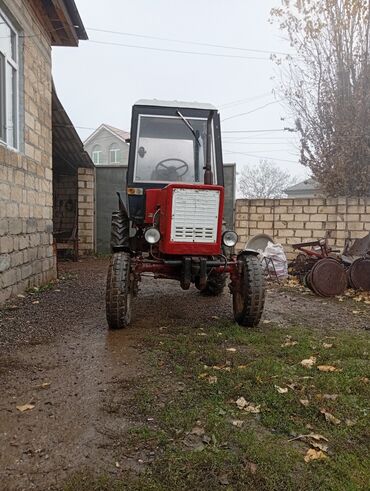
(170, 188, 220, 243)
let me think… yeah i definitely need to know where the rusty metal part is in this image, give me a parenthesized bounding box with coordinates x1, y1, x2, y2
(348, 258, 370, 291)
(306, 258, 347, 297)
(343, 232, 370, 257)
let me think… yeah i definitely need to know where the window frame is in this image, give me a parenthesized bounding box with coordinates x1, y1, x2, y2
(92, 148, 103, 165)
(109, 144, 121, 164)
(0, 8, 19, 150)
(133, 114, 217, 184)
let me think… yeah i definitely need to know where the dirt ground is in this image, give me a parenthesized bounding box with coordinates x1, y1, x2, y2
(0, 258, 368, 491)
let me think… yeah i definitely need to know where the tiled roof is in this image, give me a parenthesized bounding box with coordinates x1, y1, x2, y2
(103, 124, 130, 142)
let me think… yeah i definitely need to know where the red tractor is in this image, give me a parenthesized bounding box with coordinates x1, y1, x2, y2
(106, 100, 265, 328)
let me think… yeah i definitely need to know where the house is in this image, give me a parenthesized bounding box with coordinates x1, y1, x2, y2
(285, 178, 321, 198)
(84, 124, 130, 166)
(0, 0, 93, 304)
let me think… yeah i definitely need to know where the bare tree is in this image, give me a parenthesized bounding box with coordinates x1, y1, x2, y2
(271, 0, 370, 196)
(239, 160, 297, 198)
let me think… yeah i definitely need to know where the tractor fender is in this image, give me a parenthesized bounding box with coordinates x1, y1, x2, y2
(238, 248, 260, 257)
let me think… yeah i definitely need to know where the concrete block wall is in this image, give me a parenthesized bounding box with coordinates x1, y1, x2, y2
(235, 197, 370, 258)
(78, 168, 95, 255)
(53, 174, 77, 234)
(0, 0, 55, 304)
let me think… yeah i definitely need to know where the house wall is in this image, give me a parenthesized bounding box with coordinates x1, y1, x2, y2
(0, 0, 55, 304)
(84, 128, 129, 166)
(235, 197, 370, 258)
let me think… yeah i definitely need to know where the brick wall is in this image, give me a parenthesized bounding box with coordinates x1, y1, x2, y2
(235, 197, 370, 258)
(78, 168, 95, 255)
(0, 1, 55, 303)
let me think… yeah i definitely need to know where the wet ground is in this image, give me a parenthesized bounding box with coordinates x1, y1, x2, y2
(0, 258, 368, 490)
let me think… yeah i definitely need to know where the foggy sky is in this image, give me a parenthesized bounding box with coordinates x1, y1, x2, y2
(52, 0, 309, 183)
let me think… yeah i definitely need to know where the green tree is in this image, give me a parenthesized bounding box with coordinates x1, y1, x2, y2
(271, 0, 370, 196)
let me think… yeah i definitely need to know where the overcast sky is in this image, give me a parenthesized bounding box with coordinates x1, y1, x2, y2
(52, 0, 310, 182)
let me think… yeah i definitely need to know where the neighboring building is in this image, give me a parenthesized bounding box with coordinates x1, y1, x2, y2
(0, 0, 92, 304)
(285, 178, 321, 198)
(84, 124, 130, 166)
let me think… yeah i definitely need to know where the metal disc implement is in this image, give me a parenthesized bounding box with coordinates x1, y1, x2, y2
(348, 258, 370, 291)
(308, 258, 347, 297)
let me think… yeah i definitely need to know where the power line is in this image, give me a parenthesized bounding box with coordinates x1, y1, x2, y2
(223, 149, 298, 164)
(87, 39, 271, 61)
(87, 27, 294, 57)
(221, 100, 283, 122)
(220, 92, 272, 109)
(222, 128, 293, 133)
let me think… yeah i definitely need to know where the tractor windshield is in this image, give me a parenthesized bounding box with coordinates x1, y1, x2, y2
(133, 115, 216, 183)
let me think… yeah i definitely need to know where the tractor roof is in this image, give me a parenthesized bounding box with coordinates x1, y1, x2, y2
(134, 99, 218, 111)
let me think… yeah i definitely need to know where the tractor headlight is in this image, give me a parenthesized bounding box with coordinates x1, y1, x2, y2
(222, 230, 238, 247)
(144, 227, 161, 244)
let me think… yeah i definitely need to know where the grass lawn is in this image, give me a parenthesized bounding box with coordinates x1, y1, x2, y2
(64, 319, 369, 491)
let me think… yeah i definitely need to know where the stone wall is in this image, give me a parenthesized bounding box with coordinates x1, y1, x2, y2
(235, 197, 370, 258)
(0, 0, 55, 304)
(78, 168, 95, 255)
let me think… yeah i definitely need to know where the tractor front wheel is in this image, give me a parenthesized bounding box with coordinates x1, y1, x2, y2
(232, 255, 265, 327)
(106, 252, 132, 329)
(201, 271, 227, 296)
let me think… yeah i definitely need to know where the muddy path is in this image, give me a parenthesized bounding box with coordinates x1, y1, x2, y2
(0, 258, 368, 490)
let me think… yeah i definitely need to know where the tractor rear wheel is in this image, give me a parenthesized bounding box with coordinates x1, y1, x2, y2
(106, 252, 132, 329)
(202, 271, 227, 296)
(232, 255, 265, 327)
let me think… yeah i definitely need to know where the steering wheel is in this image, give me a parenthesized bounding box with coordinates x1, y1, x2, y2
(155, 158, 189, 179)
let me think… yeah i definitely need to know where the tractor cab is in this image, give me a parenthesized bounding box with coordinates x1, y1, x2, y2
(106, 100, 266, 331)
(126, 100, 224, 224)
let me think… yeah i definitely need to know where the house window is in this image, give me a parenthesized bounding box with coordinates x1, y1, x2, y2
(92, 145, 103, 164)
(110, 143, 121, 164)
(0, 10, 18, 148)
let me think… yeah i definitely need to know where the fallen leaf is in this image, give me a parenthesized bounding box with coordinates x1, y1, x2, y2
(211, 315, 219, 320)
(198, 373, 208, 379)
(232, 420, 244, 428)
(115, 462, 120, 468)
(208, 376, 218, 385)
(219, 474, 229, 485)
(289, 433, 328, 443)
(281, 340, 298, 347)
(191, 426, 205, 436)
(32, 301, 39, 305)
(300, 399, 310, 407)
(275, 385, 288, 394)
(197, 332, 207, 336)
(304, 448, 328, 462)
(236, 396, 248, 409)
(226, 348, 237, 352)
(317, 365, 338, 372)
(310, 441, 328, 453)
(322, 394, 338, 401)
(345, 419, 357, 427)
(263, 320, 272, 324)
(301, 356, 316, 369)
(16, 403, 35, 412)
(235, 397, 261, 413)
(352, 310, 361, 314)
(36, 382, 51, 389)
(246, 462, 258, 474)
(321, 409, 341, 425)
(238, 365, 248, 369)
(322, 343, 333, 349)
(359, 377, 369, 384)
